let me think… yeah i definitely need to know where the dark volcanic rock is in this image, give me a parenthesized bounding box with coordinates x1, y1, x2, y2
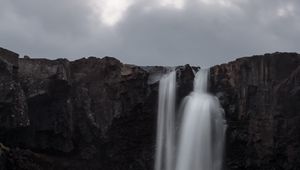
(12, 58, 73, 153)
(210, 52, 300, 170)
(70, 57, 154, 170)
(0, 47, 299, 170)
(0, 48, 29, 129)
(0, 49, 168, 170)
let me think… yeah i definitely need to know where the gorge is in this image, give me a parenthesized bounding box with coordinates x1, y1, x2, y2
(0, 47, 299, 170)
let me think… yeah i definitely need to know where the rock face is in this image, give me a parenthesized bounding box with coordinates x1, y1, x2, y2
(210, 53, 300, 170)
(0, 47, 299, 170)
(0, 48, 29, 130)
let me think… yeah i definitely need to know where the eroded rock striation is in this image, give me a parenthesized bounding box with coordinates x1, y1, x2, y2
(0, 47, 299, 170)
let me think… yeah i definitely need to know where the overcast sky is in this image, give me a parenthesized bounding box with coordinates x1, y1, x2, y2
(0, 0, 299, 67)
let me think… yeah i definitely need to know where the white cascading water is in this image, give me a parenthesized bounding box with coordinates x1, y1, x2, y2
(175, 69, 226, 170)
(155, 71, 176, 170)
(155, 69, 226, 170)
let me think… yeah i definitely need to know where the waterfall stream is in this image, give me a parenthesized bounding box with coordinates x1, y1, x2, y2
(155, 69, 226, 170)
(155, 71, 176, 170)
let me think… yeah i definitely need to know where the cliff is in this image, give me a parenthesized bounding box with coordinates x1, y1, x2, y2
(0, 47, 299, 170)
(210, 53, 300, 170)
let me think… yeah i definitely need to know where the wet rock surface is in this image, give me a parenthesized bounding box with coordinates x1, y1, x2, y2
(0, 47, 299, 170)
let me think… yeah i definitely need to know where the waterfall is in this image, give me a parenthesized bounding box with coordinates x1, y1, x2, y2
(155, 71, 176, 170)
(175, 69, 226, 170)
(155, 69, 226, 170)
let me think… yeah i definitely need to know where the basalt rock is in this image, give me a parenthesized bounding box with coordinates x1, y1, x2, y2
(0, 47, 299, 170)
(0, 48, 29, 130)
(0, 48, 162, 170)
(210, 52, 300, 170)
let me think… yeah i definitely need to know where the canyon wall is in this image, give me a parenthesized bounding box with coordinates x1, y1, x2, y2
(0, 47, 299, 170)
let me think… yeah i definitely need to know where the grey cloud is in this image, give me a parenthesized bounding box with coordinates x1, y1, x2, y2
(109, 0, 300, 66)
(8, 0, 92, 37)
(0, 0, 299, 67)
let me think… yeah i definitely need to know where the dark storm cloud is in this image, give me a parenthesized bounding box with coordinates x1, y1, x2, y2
(0, 0, 299, 67)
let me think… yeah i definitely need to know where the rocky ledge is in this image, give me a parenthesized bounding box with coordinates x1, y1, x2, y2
(0, 47, 299, 170)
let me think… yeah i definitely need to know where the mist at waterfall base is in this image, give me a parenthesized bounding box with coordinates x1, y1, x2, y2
(154, 69, 226, 170)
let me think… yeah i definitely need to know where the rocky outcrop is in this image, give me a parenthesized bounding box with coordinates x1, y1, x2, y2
(0, 48, 29, 129)
(0, 47, 299, 170)
(0, 48, 163, 170)
(210, 53, 300, 170)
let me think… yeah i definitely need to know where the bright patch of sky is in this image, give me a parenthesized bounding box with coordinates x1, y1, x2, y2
(277, 3, 295, 17)
(89, 0, 134, 26)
